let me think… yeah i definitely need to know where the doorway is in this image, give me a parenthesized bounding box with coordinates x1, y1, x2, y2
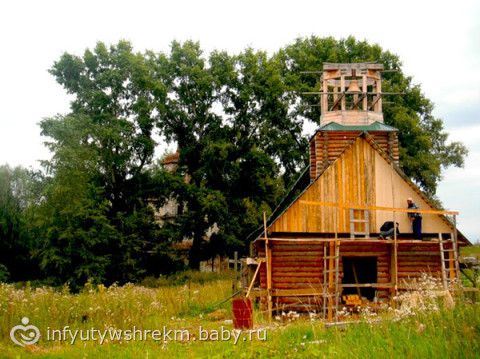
(342, 257, 377, 300)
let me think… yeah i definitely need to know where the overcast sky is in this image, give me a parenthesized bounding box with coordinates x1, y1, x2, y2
(0, 0, 478, 241)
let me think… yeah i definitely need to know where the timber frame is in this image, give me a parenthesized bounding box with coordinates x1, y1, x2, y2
(244, 62, 469, 322)
(248, 205, 462, 322)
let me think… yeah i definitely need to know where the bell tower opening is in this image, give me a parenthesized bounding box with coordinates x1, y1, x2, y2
(318, 62, 385, 126)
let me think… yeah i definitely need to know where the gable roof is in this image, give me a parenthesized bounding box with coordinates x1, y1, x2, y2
(250, 131, 469, 244)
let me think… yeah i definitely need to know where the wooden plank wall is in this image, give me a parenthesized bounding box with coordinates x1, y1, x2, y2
(374, 151, 453, 234)
(272, 138, 377, 233)
(273, 137, 452, 235)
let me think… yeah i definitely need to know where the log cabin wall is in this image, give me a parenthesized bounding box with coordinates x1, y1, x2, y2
(258, 241, 324, 312)
(397, 242, 444, 282)
(309, 130, 399, 181)
(255, 239, 446, 312)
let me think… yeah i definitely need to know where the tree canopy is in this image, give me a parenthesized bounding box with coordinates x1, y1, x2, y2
(0, 36, 467, 285)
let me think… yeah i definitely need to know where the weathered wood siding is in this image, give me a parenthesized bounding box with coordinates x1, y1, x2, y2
(271, 137, 452, 236)
(272, 138, 377, 233)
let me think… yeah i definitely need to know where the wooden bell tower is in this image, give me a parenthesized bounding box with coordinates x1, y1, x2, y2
(308, 63, 400, 181)
(318, 62, 386, 125)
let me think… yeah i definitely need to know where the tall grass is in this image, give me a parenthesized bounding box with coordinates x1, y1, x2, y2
(0, 273, 478, 358)
(0, 275, 232, 339)
(461, 244, 480, 257)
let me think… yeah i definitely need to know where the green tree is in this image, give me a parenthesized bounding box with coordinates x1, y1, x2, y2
(39, 42, 176, 286)
(277, 36, 468, 196)
(0, 165, 42, 281)
(48, 41, 165, 215)
(153, 42, 291, 268)
(36, 115, 114, 287)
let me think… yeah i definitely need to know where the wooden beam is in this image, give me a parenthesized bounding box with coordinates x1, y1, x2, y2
(369, 94, 382, 111)
(341, 283, 394, 288)
(352, 93, 367, 110)
(264, 212, 272, 322)
(352, 263, 362, 296)
(245, 261, 262, 298)
(452, 216, 461, 279)
(448, 249, 455, 281)
(321, 78, 328, 115)
(340, 75, 346, 110)
(328, 240, 335, 321)
(329, 92, 345, 111)
(273, 288, 323, 296)
(362, 74, 368, 110)
(299, 200, 459, 215)
(259, 237, 445, 244)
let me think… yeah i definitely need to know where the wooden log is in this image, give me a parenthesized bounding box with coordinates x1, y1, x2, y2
(338, 251, 386, 256)
(271, 283, 330, 289)
(273, 288, 324, 296)
(272, 262, 323, 267)
(299, 200, 459, 215)
(273, 278, 323, 284)
(272, 266, 323, 271)
(272, 250, 324, 256)
(271, 272, 323, 278)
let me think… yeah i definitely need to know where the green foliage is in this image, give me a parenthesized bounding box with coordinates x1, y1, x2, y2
(48, 41, 165, 213)
(1, 36, 467, 284)
(277, 36, 468, 195)
(151, 41, 302, 267)
(37, 43, 177, 287)
(0, 165, 42, 281)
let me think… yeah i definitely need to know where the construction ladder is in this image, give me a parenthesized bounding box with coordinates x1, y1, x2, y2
(439, 233, 460, 289)
(350, 208, 370, 238)
(323, 240, 340, 321)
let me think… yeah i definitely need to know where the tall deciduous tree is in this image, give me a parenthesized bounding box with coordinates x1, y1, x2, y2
(39, 43, 177, 286)
(277, 36, 468, 196)
(153, 42, 293, 268)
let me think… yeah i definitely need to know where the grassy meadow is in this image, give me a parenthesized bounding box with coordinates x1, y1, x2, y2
(0, 267, 479, 359)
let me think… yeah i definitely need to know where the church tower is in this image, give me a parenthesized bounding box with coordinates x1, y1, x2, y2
(309, 63, 399, 181)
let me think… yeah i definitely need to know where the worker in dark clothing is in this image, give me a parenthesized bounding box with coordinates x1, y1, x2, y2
(407, 197, 422, 240)
(379, 221, 399, 239)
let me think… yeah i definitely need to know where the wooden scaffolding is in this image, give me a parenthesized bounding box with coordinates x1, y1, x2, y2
(245, 204, 460, 322)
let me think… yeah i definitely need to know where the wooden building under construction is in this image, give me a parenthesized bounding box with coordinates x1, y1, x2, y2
(247, 63, 470, 321)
